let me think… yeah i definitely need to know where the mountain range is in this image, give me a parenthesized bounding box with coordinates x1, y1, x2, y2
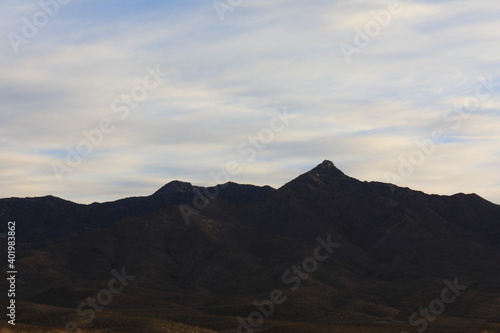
(1, 160, 499, 333)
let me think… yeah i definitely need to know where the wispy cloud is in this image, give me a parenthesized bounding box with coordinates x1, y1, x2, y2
(1, 0, 499, 204)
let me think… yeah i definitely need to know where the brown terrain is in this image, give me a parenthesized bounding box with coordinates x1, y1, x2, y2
(1, 161, 499, 332)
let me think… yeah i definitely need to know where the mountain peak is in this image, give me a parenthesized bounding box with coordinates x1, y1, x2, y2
(321, 160, 335, 167)
(280, 160, 351, 191)
(153, 180, 193, 195)
(310, 160, 346, 178)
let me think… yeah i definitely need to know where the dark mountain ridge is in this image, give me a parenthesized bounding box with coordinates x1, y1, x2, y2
(1, 161, 499, 333)
(0, 181, 275, 245)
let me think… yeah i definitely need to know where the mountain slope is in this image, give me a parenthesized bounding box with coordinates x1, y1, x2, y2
(1, 161, 499, 332)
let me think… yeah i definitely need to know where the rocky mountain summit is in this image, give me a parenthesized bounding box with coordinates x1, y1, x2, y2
(1, 161, 499, 333)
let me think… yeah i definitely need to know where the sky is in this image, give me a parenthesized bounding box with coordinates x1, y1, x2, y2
(1, 0, 499, 204)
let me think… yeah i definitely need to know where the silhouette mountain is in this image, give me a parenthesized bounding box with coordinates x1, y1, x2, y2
(1, 161, 499, 333)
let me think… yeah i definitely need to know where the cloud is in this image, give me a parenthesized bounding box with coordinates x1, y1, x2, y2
(0, 0, 499, 204)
